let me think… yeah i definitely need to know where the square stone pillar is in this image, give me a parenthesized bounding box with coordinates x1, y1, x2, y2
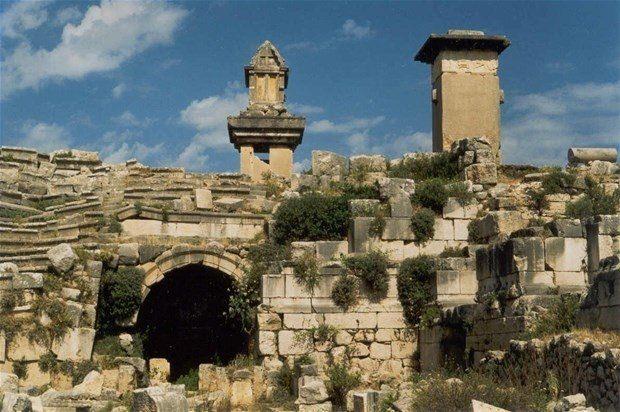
(240, 145, 255, 177)
(269, 146, 293, 179)
(416, 30, 510, 162)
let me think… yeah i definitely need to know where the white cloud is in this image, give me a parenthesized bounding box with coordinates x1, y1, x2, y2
(20, 121, 71, 153)
(2, 0, 187, 98)
(0, 0, 49, 39)
(112, 110, 153, 128)
(101, 140, 164, 164)
(288, 103, 324, 115)
(177, 86, 247, 169)
(285, 19, 374, 51)
(55, 6, 82, 26)
(112, 83, 126, 99)
(341, 19, 373, 40)
(503, 81, 620, 165)
(293, 158, 311, 173)
(308, 116, 385, 134)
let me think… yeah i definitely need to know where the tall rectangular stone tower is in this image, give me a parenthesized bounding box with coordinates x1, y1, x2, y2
(415, 30, 510, 161)
(228, 41, 305, 182)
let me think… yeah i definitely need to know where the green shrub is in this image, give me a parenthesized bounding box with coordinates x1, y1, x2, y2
(306, 324, 338, 342)
(97, 267, 144, 333)
(1, 290, 24, 312)
(230, 354, 256, 368)
(109, 217, 122, 233)
(397, 256, 436, 326)
(0, 208, 32, 219)
(262, 172, 285, 198)
(524, 294, 580, 339)
(273, 193, 350, 244)
(410, 208, 435, 244)
(13, 359, 28, 380)
(411, 178, 449, 213)
(368, 209, 386, 238)
(228, 241, 289, 333)
(446, 182, 474, 206)
(293, 252, 320, 294)
(565, 177, 619, 219)
(331, 275, 359, 310)
(175, 368, 199, 391)
(71, 360, 99, 385)
(410, 370, 551, 412)
(389, 153, 459, 181)
(332, 182, 381, 200)
(326, 363, 361, 407)
(343, 250, 389, 300)
(439, 247, 467, 258)
(541, 170, 576, 194)
(274, 362, 295, 399)
(38, 352, 58, 373)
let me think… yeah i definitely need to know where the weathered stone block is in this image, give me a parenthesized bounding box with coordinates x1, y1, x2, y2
(278, 330, 312, 355)
(464, 163, 497, 185)
(47, 243, 77, 274)
(545, 237, 587, 272)
(547, 219, 583, 238)
(149, 358, 170, 385)
(312, 151, 349, 177)
(195, 188, 213, 210)
(118, 243, 140, 266)
(283, 314, 322, 329)
(350, 217, 373, 253)
(257, 313, 281, 331)
(316, 241, 348, 260)
(377, 312, 406, 329)
(324, 313, 377, 329)
(389, 194, 413, 218)
(433, 218, 454, 240)
(259, 331, 277, 355)
(382, 218, 415, 240)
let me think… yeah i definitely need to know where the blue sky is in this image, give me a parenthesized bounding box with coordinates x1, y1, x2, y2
(1, 0, 619, 171)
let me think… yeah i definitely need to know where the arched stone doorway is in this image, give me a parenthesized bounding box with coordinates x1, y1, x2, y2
(136, 246, 249, 380)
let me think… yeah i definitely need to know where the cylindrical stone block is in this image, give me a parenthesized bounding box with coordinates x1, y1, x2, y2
(567, 148, 617, 164)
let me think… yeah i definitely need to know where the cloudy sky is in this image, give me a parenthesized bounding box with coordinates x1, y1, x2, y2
(1, 0, 618, 170)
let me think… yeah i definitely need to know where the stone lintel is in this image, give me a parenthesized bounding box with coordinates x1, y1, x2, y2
(228, 115, 305, 152)
(415, 32, 510, 64)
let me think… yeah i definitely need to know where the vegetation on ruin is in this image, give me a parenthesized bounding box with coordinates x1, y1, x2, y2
(262, 171, 286, 198)
(368, 208, 387, 237)
(439, 246, 468, 258)
(411, 178, 472, 213)
(97, 266, 145, 333)
(292, 252, 320, 295)
(528, 169, 577, 212)
(228, 239, 289, 334)
(272, 192, 351, 244)
(343, 250, 389, 300)
(329, 181, 382, 200)
(1, 289, 24, 312)
(31, 296, 73, 343)
(565, 176, 619, 219)
(410, 207, 435, 244)
(0, 208, 32, 220)
(108, 216, 123, 233)
(388, 152, 459, 181)
(93, 334, 143, 358)
(331, 275, 359, 310)
(175, 368, 199, 391)
(409, 370, 551, 411)
(326, 362, 361, 407)
(522, 294, 580, 340)
(397, 255, 436, 326)
(12, 359, 28, 380)
(467, 219, 483, 243)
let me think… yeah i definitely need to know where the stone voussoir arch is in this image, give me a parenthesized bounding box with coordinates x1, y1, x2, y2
(137, 243, 245, 301)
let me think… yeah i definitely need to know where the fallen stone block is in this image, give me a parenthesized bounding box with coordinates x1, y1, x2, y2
(47, 243, 77, 274)
(312, 150, 349, 177)
(133, 385, 189, 412)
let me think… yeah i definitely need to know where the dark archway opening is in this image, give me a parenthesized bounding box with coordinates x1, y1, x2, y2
(137, 264, 249, 380)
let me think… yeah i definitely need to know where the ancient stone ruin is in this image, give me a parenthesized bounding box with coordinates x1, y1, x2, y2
(0, 32, 618, 412)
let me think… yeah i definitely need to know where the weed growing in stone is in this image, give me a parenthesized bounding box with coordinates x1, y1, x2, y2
(410, 208, 435, 244)
(343, 250, 389, 301)
(397, 256, 436, 326)
(293, 252, 320, 295)
(326, 362, 361, 407)
(331, 275, 359, 310)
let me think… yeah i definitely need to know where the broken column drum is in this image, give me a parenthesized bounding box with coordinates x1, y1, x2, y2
(415, 30, 510, 162)
(228, 40, 306, 182)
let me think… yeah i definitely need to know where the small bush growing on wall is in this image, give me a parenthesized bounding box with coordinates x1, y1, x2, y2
(397, 255, 436, 326)
(565, 177, 619, 219)
(523, 294, 580, 339)
(175, 368, 199, 391)
(326, 362, 361, 407)
(411, 178, 450, 213)
(410, 208, 435, 244)
(343, 250, 389, 300)
(12, 359, 28, 380)
(331, 275, 359, 310)
(97, 267, 145, 333)
(388, 152, 459, 181)
(293, 252, 320, 294)
(273, 192, 350, 244)
(368, 209, 386, 238)
(228, 240, 289, 334)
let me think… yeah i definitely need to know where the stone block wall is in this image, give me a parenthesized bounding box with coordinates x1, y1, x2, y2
(259, 240, 416, 384)
(480, 334, 620, 409)
(578, 256, 620, 332)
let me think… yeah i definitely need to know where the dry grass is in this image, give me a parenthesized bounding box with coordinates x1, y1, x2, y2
(565, 329, 620, 349)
